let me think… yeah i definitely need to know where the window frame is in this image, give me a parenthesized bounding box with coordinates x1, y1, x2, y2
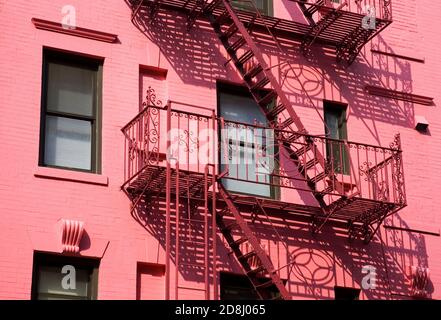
(324, 100, 350, 175)
(31, 252, 99, 300)
(216, 82, 280, 200)
(39, 49, 103, 174)
(231, 0, 274, 17)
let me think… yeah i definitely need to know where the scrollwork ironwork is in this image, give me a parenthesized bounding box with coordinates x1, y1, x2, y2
(144, 86, 163, 107)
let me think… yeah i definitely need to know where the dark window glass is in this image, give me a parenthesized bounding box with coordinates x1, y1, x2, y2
(334, 286, 360, 300)
(220, 273, 281, 300)
(40, 50, 102, 173)
(324, 101, 349, 175)
(31, 253, 99, 300)
(231, 0, 273, 16)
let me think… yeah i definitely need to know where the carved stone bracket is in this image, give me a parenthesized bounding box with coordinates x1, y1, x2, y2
(59, 219, 85, 253)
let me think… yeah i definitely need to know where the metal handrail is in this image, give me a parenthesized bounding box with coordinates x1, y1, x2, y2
(123, 103, 402, 153)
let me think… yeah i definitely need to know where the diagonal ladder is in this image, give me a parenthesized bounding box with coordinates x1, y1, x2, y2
(217, 182, 291, 300)
(202, 0, 343, 207)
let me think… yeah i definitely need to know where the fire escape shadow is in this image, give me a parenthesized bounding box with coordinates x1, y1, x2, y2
(130, 191, 429, 299)
(128, 2, 231, 88)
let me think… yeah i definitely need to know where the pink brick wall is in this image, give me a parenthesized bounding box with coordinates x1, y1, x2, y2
(0, 0, 439, 300)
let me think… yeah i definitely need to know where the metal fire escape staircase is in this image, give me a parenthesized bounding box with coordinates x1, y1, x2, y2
(217, 182, 290, 299)
(201, 0, 346, 205)
(198, 0, 355, 299)
(127, 0, 401, 300)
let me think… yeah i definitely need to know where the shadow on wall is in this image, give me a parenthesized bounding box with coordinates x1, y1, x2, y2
(300, 34, 417, 144)
(128, 1, 416, 144)
(129, 1, 231, 87)
(130, 188, 430, 299)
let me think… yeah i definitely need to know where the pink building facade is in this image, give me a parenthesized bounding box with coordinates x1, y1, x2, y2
(0, 0, 439, 300)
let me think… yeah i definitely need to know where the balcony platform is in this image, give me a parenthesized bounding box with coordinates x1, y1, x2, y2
(121, 102, 406, 243)
(124, 164, 402, 232)
(124, 164, 213, 201)
(130, 0, 392, 64)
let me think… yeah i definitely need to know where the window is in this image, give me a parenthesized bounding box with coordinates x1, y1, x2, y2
(39, 50, 102, 173)
(31, 252, 99, 300)
(218, 84, 277, 199)
(220, 273, 282, 300)
(231, 0, 273, 16)
(334, 286, 360, 300)
(324, 101, 349, 175)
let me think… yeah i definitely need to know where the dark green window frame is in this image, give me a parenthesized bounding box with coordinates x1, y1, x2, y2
(31, 252, 99, 300)
(39, 49, 103, 174)
(231, 0, 273, 16)
(324, 101, 350, 175)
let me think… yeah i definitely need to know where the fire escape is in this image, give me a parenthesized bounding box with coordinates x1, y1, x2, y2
(124, 0, 404, 300)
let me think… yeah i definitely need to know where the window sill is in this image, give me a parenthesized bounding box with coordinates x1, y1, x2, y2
(34, 166, 109, 186)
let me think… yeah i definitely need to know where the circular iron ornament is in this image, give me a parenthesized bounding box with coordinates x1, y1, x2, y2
(288, 248, 334, 286)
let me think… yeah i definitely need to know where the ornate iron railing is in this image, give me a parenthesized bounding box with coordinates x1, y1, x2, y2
(122, 98, 405, 206)
(293, 0, 392, 21)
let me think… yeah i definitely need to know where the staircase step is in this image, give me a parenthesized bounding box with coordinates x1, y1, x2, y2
(279, 118, 294, 130)
(299, 159, 317, 173)
(251, 77, 270, 91)
(266, 103, 285, 119)
(255, 279, 275, 289)
(222, 24, 239, 39)
(294, 144, 312, 158)
(237, 50, 254, 65)
(215, 10, 230, 25)
(285, 132, 302, 143)
(227, 37, 247, 53)
(237, 251, 257, 262)
(247, 265, 266, 276)
(310, 172, 327, 184)
(305, 0, 325, 17)
(230, 237, 248, 247)
(257, 90, 277, 106)
(244, 64, 263, 80)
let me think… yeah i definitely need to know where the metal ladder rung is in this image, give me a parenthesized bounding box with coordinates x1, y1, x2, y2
(279, 118, 294, 130)
(257, 90, 277, 106)
(247, 265, 266, 276)
(222, 24, 239, 39)
(251, 77, 270, 91)
(237, 250, 257, 261)
(244, 64, 263, 80)
(237, 50, 254, 65)
(310, 171, 327, 184)
(227, 37, 246, 53)
(255, 279, 275, 289)
(266, 103, 285, 118)
(230, 237, 248, 247)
